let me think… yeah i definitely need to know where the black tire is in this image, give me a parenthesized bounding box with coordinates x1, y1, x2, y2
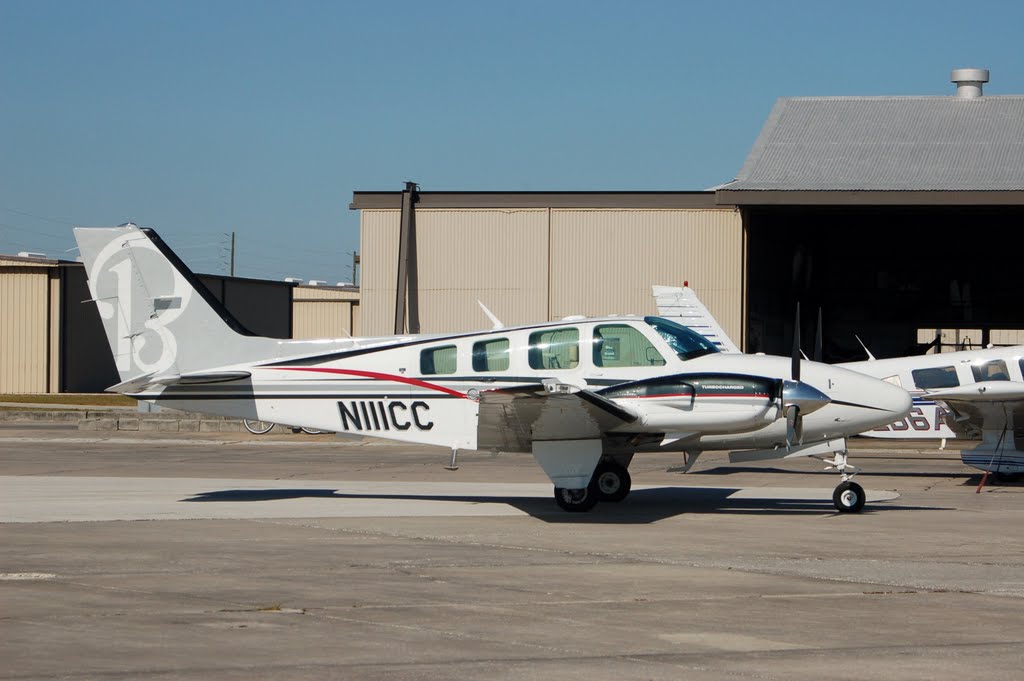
(592, 462, 632, 502)
(554, 482, 599, 512)
(300, 427, 325, 435)
(243, 419, 274, 435)
(833, 480, 866, 513)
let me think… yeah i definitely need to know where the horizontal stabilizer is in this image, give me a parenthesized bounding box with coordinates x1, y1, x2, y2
(109, 370, 251, 393)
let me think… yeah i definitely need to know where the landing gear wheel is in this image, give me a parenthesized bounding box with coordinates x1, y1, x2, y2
(554, 482, 599, 512)
(300, 427, 325, 435)
(243, 419, 274, 435)
(833, 480, 866, 513)
(592, 462, 631, 502)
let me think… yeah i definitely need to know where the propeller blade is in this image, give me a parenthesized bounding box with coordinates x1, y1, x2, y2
(791, 302, 801, 382)
(814, 307, 823, 363)
(779, 380, 831, 450)
(785, 404, 802, 449)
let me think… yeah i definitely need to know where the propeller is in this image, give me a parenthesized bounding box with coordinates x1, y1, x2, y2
(813, 307, 823, 363)
(780, 302, 830, 450)
(791, 302, 801, 382)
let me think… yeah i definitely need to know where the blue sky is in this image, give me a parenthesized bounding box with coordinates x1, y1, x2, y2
(2, 0, 1022, 282)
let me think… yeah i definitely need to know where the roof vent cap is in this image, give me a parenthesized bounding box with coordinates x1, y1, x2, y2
(951, 68, 989, 98)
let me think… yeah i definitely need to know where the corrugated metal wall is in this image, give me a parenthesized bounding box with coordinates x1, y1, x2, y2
(0, 265, 53, 392)
(361, 209, 550, 334)
(292, 286, 360, 339)
(360, 210, 401, 335)
(359, 206, 743, 342)
(549, 209, 743, 342)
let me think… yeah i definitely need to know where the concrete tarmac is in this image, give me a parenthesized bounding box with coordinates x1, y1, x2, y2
(1, 427, 1022, 680)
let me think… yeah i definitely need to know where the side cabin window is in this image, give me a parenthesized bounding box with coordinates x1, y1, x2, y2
(972, 360, 1010, 382)
(911, 366, 959, 390)
(472, 338, 510, 372)
(528, 327, 579, 370)
(593, 324, 666, 367)
(420, 345, 457, 375)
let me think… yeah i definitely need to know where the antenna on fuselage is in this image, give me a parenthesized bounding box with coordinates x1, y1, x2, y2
(854, 334, 876, 361)
(478, 301, 505, 330)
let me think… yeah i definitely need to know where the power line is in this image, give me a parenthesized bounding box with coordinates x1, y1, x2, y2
(0, 220, 73, 241)
(0, 205, 78, 226)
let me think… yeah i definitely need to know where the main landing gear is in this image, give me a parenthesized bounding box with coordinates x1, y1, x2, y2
(553, 460, 633, 512)
(824, 451, 865, 513)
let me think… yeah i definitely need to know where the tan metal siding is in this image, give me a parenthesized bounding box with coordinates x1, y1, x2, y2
(360, 210, 400, 335)
(549, 209, 743, 342)
(360, 209, 549, 334)
(414, 209, 549, 332)
(292, 286, 360, 339)
(0, 267, 50, 392)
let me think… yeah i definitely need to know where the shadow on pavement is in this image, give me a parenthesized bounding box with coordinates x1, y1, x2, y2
(181, 486, 944, 524)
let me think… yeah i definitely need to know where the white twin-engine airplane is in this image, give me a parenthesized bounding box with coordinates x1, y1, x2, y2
(655, 284, 1024, 482)
(74, 225, 910, 513)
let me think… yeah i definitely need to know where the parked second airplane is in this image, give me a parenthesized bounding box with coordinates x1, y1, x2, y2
(73, 225, 911, 513)
(655, 284, 1024, 482)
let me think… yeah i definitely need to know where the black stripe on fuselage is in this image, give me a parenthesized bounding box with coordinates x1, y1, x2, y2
(829, 399, 893, 412)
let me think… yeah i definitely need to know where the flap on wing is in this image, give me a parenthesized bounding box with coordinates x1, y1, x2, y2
(476, 381, 639, 452)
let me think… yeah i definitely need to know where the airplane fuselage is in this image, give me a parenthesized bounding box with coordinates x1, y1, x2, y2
(131, 317, 910, 455)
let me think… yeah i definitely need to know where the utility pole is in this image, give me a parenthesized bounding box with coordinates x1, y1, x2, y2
(230, 231, 236, 277)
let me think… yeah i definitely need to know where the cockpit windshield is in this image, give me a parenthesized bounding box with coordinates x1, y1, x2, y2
(644, 316, 720, 361)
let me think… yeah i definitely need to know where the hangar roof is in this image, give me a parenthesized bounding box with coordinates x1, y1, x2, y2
(350, 191, 720, 210)
(719, 95, 1024, 202)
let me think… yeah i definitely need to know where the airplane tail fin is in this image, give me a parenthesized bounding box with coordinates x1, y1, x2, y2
(74, 224, 281, 388)
(652, 284, 740, 353)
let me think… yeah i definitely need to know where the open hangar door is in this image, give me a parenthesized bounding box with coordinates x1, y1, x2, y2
(743, 205, 1024, 362)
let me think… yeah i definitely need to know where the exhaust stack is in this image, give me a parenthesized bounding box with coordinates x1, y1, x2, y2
(951, 68, 989, 99)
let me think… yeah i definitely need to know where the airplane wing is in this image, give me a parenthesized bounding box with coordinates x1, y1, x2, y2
(925, 381, 1024, 438)
(476, 380, 639, 452)
(652, 285, 740, 353)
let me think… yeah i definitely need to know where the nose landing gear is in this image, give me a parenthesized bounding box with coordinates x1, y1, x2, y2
(823, 451, 865, 513)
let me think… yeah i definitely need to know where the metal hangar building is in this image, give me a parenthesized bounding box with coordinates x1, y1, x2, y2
(350, 69, 1024, 361)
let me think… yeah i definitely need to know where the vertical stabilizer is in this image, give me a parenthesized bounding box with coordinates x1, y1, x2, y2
(652, 284, 740, 353)
(74, 224, 281, 385)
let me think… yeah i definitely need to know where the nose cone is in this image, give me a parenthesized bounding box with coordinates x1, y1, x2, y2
(849, 373, 913, 429)
(884, 381, 913, 421)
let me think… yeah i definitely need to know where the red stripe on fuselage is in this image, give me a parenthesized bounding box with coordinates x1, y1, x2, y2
(267, 366, 468, 398)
